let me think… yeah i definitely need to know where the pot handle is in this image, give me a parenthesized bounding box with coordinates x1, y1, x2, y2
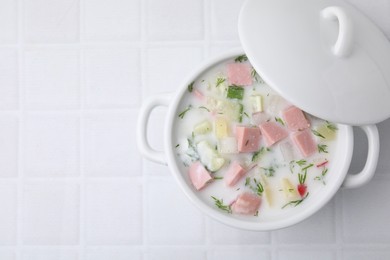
(342, 125, 380, 189)
(137, 93, 172, 165)
(321, 6, 354, 57)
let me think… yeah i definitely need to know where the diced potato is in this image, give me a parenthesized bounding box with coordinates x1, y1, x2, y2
(316, 124, 336, 140)
(197, 140, 225, 172)
(214, 117, 229, 138)
(264, 186, 273, 207)
(194, 120, 212, 135)
(218, 137, 238, 154)
(282, 178, 299, 200)
(250, 95, 263, 113)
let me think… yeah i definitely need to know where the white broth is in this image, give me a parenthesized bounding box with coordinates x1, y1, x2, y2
(173, 54, 339, 220)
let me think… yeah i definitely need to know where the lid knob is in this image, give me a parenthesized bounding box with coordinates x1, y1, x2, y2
(321, 6, 354, 58)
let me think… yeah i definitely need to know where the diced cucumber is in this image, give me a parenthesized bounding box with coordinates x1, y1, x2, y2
(194, 120, 212, 135)
(197, 140, 225, 172)
(227, 85, 244, 100)
(250, 95, 263, 113)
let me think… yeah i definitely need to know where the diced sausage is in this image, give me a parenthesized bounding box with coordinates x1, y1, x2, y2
(282, 106, 310, 131)
(236, 126, 261, 153)
(224, 161, 246, 187)
(227, 63, 253, 86)
(189, 161, 213, 190)
(259, 122, 288, 146)
(292, 129, 317, 157)
(231, 192, 261, 215)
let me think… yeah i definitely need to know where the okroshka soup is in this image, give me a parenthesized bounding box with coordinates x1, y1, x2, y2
(171, 53, 350, 225)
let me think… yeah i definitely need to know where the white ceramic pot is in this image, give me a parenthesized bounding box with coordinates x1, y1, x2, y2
(137, 49, 380, 231)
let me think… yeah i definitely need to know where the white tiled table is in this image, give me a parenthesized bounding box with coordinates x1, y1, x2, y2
(0, 0, 389, 259)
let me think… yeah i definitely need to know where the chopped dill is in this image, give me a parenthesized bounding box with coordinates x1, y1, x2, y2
(234, 54, 248, 63)
(318, 144, 329, 153)
(312, 129, 325, 139)
(178, 105, 192, 119)
(187, 81, 194, 93)
(211, 196, 232, 213)
(282, 192, 309, 209)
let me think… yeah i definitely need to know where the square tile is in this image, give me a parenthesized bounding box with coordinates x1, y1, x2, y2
(23, 114, 80, 177)
(83, 111, 141, 177)
(147, 248, 206, 260)
(342, 179, 390, 243)
(343, 249, 390, 260)
(0, 0, 17, 44)
(147, 0, 203, 40)
(0, 250, 15, 260)
(0, 115, 18, 177)
(209, 219, 270, 245)
(210, 0, 245, 41)
(277, 249, 336, 260)
(0, 183, 17, 245)
(24, 49, 80, 110)
(85, 181, 142, 245)
(86, 248, 142, 260)
(22, 182, 80, 245)
(147, 179, 205, 244)
(21, 249, 79, 260)
(276, 200, 335, 244)
(84, 48, 140, 108)
(84, 0, 140, 41)
(209, 248, 270, 260)
(146, 47, 203, 94)
(24, 0, 79, 43)
(0, 48, 18, 110)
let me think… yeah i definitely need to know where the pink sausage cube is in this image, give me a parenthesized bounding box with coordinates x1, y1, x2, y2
(282, 106, 310, 131)
(224, 161, 246, 187)
(236, 126, 261, 153)
(292, 129, 317, 157)
(189, 161, 213, 190)
(259, 121, 288, 147)
(231, 192, 261, 215)
(227, 63, 253, 86)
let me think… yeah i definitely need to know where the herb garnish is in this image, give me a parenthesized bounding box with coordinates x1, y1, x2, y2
(198, 106, 210, 112)
(186, 133, 199, 161)
(261, 166, 275, 177)
(296, 159, 307, 167)
(301, 163, 314, 171)
(317, 144, 329, 153)
(238, 103, 244, 123)
(312, 129, 325, 139)
(326, 121, 338, 132)
(252, 147, 270, 162)
(275, 117, 285, 126)
(314, 167, 328, 185)
(211, 196, 232, 213)
(245, 177, 251, 186)
(175, 144, 180, 148)
(282, 192, 309, 209)
(251, 68, 264, 83)
(213, 176, 223, 180)
(216, 77, 226, 87)
(234, 54, 248, 63)
(178, 105, 192, 119)
(187, 81, 194, 93)
(253, 178, 264, 196)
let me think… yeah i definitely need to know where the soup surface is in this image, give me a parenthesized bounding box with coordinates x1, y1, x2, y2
(174, 54, 338, 219)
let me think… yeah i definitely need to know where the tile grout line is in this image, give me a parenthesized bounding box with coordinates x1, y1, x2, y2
(203, 1, 211, 259)
(79, 0, 86, 257)
(140, 0, 148, 258)
(16, 0, 24, 257)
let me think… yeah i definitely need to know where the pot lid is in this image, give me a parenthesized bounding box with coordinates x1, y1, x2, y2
(238, 0, 390, 125)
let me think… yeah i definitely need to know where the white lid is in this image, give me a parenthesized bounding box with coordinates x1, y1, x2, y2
(238, 0, 390, 125)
